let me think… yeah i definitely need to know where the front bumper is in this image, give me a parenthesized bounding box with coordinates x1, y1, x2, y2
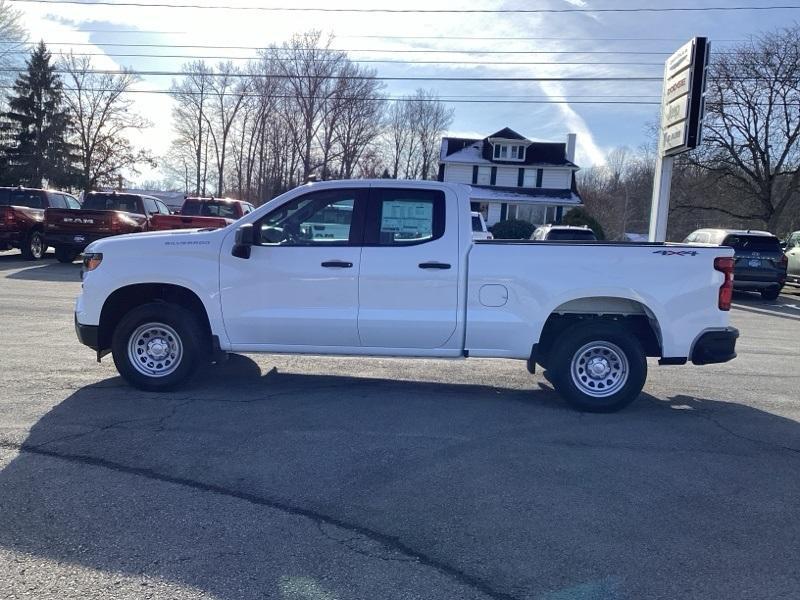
(74, 313, 99, 351)
(691, 327, 739, 365)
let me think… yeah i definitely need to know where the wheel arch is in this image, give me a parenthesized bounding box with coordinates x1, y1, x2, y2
(98, 283, 212, 353)
(533, 296, 663, 368)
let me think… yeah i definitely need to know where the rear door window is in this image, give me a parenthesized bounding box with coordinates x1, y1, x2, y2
(471, 216, 483, 232)
(47, 193, 68, 209)
(8, 190, 45, 209)
(65, 195, 81, 209)
(366, 189, 445, 246)
(546, 229, 597, 241)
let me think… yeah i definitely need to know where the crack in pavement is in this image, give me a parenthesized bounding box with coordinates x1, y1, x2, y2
(0, 439, 520, 600)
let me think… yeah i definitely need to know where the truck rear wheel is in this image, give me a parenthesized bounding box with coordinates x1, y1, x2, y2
(111, 302, 208, 391)
(548, 322, 647, 413)
(21, 230, 45, 260)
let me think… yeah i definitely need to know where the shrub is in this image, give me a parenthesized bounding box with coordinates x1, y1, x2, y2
(489, 219, 535, 239)
(561, 208, 606, 240)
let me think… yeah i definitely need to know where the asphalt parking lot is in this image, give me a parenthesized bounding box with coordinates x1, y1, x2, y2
(0, 250, 799, 600)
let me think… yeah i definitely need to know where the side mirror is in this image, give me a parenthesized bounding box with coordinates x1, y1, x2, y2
(232, 223, 255, 259)
(780, 241, 787, 250)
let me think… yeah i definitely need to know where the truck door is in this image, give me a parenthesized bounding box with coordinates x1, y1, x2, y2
(357, 187, 460, 349)
(220, 187, 367, 348)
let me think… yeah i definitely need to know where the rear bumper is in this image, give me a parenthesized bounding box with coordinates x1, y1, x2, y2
(691, 327, 739, 365)
(74, 313, 99, 351)
(46, 231, 109, 251)
(733, 280, 784, 291)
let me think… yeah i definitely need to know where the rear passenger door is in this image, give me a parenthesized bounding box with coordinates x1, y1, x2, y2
(357, 187, 460, 349)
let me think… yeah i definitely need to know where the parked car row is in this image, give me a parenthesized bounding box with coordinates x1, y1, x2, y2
(683, 228, 791, 300)
(1, 186, 254, 262)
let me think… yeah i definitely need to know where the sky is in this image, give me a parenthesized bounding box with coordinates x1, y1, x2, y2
(7, 0, 800, 184)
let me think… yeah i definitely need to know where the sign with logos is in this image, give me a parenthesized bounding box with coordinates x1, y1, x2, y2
(658, 37, 709, 156)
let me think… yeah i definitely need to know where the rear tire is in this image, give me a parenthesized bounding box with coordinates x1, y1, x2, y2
(760, 288, 780, 300)
(54, 246, 79, 263)
(21, 230, 45, 260)
(112, 302, 208, 391)
(548, 321, 647, 413)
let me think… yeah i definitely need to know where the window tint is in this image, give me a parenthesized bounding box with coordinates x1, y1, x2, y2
(257, 189, 362, 245)
(155, 200, 171, 214)
(368, 188, 445, 246)
(471, 216, 483, 232)
(547, 229, 597, 241)
(48, 193, 67, 209)
(0, 189, 9, 205)
(64, 195, 81, 209)
(83, 194, 142, 213)
(722, 235, 781, 252)
(7, 190, 45, 209)
(182, 200, 239, 219)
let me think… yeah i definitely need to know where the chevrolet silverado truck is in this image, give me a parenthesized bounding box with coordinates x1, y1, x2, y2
(150, 197, 255, 231)
(45, 191, 172, 262)
(73, 180, 738, 412)
(0, 187, 80, 260)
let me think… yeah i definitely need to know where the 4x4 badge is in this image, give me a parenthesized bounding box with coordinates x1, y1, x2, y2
(652, 250, 698, 256)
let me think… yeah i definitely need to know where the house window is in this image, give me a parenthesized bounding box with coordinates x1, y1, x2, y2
(493, 143, 525, 162)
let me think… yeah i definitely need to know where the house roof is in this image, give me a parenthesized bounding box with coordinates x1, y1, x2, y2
(487, 127, 528, 141)
(440, 131, 577, 168)
(469, 185, 582, 205)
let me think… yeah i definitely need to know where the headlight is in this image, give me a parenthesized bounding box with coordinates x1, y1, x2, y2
(82, 252, 103, 272)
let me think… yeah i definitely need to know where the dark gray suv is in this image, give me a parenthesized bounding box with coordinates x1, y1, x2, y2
(684, 229, 787, 300)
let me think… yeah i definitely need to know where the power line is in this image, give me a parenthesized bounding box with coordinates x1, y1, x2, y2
(9, 0, 800, 13)
(0, 85, 663, 103)
(0, 69, 666, 81)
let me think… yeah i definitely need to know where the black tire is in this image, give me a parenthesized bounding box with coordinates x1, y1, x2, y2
(54, 246, 79, 263)
(21, 230, 45, 260)
(111, 302, 209, 391)
(760, 287, 781, 300)
(548, 321, 647, 413)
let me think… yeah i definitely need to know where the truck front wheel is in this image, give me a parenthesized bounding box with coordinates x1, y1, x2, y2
(111, 302, 207, 391)
(548, 322, 647, 413)
(54, 246, 79, 263)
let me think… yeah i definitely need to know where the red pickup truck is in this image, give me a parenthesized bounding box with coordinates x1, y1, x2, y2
(0, 187, 81, 260)
(149, 197, 254, 231)
(45, 191, 172, 262)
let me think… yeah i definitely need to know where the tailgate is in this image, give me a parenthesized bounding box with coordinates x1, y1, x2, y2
(151, 214, 229, 230)
(45, 208, 117, 233)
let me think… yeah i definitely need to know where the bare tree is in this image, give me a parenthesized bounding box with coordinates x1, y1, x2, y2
(688, 25, 800, 230)
(170, 61, 213, 195)
(412, 89, 454, 180)
(205, 61, 248, 196)
(0, 1, 26, 96)
(60, 53, 153, 193)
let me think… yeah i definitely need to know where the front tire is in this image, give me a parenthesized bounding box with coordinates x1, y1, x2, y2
(761, 287, 780, 300)
(548, 322, 647, 413)
(111, 302, 208, 391)
(21, 230, 45, 260)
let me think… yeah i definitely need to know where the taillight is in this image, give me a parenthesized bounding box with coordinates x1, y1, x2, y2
(714, 256, 735, 311)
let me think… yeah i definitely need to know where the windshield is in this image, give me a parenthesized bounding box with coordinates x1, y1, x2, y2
(181, 200, 240, 219)
(547, 229, 597, 241)
(722, 235, 781, 252)
(82, 194, 142, 213)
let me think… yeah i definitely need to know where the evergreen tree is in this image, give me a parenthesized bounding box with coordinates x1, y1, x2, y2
(1, 41, 78, 187)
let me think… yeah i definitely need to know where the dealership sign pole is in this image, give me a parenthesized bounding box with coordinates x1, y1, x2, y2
(648, 37, 709, 242)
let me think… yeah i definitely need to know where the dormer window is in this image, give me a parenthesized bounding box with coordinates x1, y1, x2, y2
(493, 143, 525, 161)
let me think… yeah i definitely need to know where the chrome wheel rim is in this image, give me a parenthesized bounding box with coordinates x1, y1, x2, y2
(31, 233, 43, 258)
(570, 341, 629, 398)
(127, 322, 183, 378)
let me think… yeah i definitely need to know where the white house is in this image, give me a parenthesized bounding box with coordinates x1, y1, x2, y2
(437, 127, 582, 226)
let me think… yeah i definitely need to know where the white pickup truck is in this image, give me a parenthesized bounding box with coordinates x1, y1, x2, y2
(74, 180, 738, 412)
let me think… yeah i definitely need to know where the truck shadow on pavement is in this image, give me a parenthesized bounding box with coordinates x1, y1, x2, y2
(1, 354, 799, 599)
